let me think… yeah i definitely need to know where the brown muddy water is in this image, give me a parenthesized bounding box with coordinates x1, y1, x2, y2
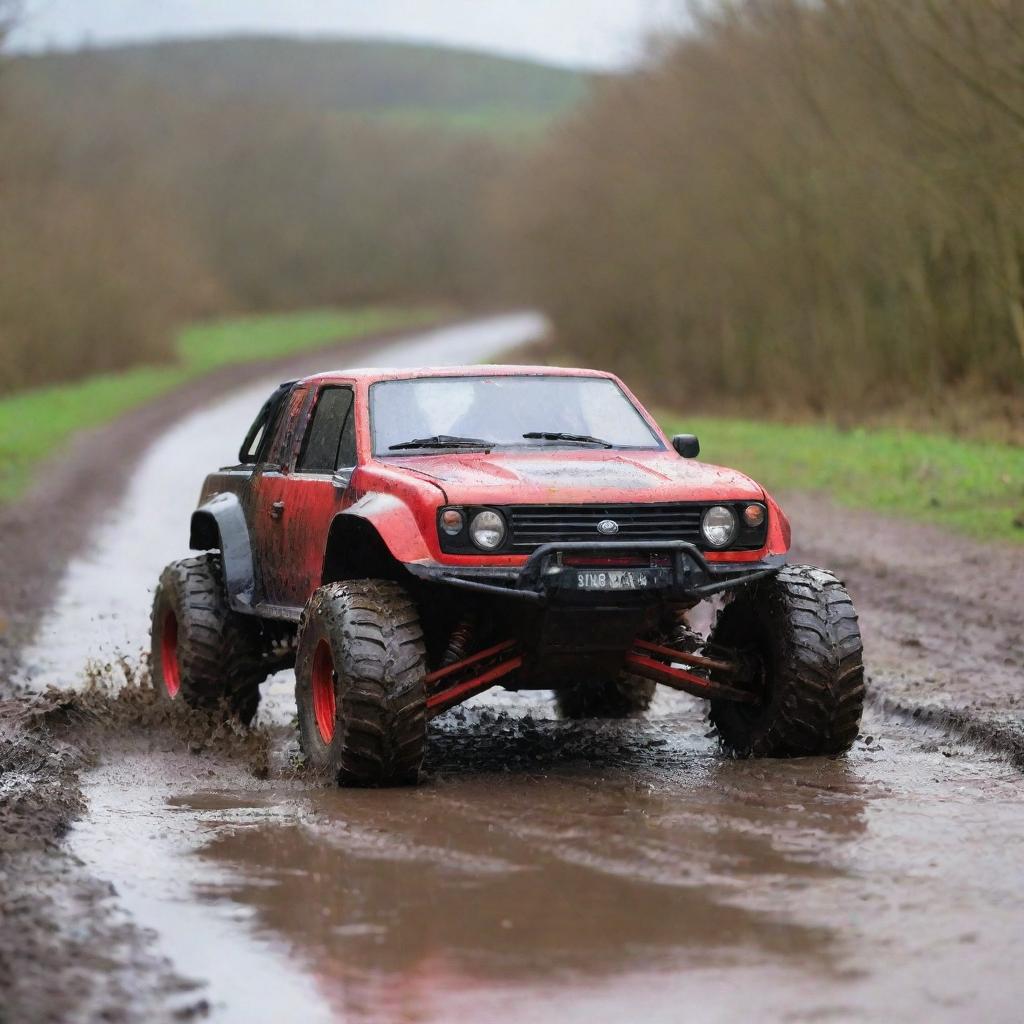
(71, 689, 1024, 1024)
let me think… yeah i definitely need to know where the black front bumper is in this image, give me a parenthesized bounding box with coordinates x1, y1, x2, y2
(407, 541, 785, 604)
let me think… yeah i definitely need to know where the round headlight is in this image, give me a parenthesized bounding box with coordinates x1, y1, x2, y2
(440, 508, 465, 535)
(701, 505, 737, 548)
(470, 510, 506, 550)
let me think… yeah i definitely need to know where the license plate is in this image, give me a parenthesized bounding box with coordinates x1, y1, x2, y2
(573, 569, 662, 591)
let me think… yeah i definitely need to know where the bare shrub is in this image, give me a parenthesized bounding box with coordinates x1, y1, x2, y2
(501, 0, 1024, 422)
(0, 44, 509, 393)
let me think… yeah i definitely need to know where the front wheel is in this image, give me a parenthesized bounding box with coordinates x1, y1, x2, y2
(295, 580, 427, 787)
(708, 565, 864, 757)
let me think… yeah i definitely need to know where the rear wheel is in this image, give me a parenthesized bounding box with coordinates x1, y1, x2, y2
(149, 554, 265, 724)
(555, 673, 656, 719)
(708, 565, 864, 757)
(295, 580, 427, 787)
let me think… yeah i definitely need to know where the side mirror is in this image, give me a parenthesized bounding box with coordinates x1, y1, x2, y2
(672, 434, 700, 458)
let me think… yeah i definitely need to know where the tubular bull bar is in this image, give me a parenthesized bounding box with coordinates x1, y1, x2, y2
(410, 541, 785, 604)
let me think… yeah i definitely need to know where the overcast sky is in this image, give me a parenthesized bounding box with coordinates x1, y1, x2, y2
(9, 1, 688, 68)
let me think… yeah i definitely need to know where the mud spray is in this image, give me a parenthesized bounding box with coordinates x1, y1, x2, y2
(0, 662, 274, 1023)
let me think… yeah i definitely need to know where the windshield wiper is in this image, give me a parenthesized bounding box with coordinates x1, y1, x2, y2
(388, 434, 494, 451)
(522, 431, 613, 448)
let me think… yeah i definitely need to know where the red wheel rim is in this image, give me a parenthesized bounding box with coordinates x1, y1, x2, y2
(161, 609, 181, 698)
(311, 639, 336, 743)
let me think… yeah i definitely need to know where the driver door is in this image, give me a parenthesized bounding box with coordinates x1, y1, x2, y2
(273, 384, 358, 609)
(248, 384, 310, 609)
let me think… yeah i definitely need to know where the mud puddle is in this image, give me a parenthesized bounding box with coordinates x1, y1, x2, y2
(70, 693, 1024, 1024)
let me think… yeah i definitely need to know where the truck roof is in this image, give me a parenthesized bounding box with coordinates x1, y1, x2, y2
(297, 364, 616, 386)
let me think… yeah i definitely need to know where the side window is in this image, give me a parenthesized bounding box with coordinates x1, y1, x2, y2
(239, 381, 296, 465)
(298, 387, 356, 474)
(267, 386, 309, 468)
(240, 418, 269, 464)
(337, 400, 357, 469)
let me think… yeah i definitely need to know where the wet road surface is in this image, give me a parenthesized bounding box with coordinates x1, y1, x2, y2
(72, 698, 1024, 1024)
(13, 314, 1024, 1022)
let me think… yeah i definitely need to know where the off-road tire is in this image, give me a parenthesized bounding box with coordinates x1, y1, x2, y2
(707, 565, 864, 757)
(295, 580, 427, 787)
(555, 674, 657, 719)
(150, 554, 265, 724)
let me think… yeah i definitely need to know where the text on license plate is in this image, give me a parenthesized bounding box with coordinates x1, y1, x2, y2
(576, 570, 656, 590)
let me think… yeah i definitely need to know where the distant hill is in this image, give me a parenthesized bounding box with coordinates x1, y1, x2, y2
(13, 36, 590, 136)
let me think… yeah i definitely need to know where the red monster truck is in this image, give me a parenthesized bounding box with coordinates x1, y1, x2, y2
(150, 366, 864, 785)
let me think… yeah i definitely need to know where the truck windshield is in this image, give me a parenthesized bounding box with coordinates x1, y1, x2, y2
(371, 375, 662, 455)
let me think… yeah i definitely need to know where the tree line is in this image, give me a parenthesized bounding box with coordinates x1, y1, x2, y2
(501, 0, 1024, 427)
(0, 42, 507, 393)
(5, 4, 1024, 432)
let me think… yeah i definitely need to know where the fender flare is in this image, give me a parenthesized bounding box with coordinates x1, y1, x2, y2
(322, 493, 433, 583)
(190, 492, 256, 609)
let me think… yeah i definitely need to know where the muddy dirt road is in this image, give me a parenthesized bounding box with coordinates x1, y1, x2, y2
(68, 702, 1024, 1024)
(4, 314, 1024, 1023)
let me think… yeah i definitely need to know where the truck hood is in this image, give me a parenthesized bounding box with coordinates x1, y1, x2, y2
(384, 450, 764, 505)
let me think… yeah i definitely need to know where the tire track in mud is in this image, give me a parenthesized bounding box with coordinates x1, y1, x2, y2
(784, 493, 1024, 765)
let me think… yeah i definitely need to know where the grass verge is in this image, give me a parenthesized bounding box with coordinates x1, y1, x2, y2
(661, 413, 1024, 544)
(0, 306, 439, 503)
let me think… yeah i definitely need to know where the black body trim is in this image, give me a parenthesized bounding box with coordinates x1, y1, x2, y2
(189, 492, 256, 611)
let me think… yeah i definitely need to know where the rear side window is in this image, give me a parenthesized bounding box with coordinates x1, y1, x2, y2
(239, 381, 295, 465)
(241, 420, 269, 464)
(298, 387, 356, 473)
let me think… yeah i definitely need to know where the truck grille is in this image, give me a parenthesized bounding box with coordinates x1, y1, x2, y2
(507, 503, 705, 552)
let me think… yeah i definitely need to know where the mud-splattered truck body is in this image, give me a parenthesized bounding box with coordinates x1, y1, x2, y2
(151, 365, 864, 785)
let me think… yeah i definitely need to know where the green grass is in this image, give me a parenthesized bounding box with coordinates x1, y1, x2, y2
(0, 306, 438, 503)
(661, 414, 1024, 543)
(357, 106, 570, 142)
